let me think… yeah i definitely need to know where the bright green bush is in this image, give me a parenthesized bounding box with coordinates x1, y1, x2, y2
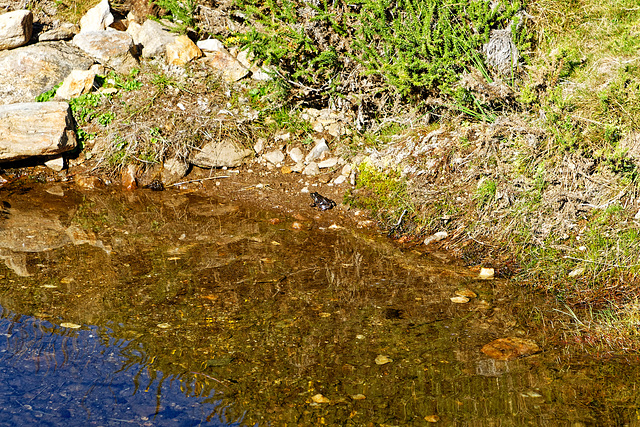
(234, 0, 528, 116)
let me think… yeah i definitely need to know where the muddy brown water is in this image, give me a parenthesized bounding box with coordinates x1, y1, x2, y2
(0, 182, 638, 426)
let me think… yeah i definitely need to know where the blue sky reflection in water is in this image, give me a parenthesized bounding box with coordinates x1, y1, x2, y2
(0, 306, 236, 426)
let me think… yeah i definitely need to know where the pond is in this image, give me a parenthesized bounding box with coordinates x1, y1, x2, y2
(0, 182, 639, 426)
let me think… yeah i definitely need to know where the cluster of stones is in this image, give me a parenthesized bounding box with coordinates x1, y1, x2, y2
(0, 0, 271, 172)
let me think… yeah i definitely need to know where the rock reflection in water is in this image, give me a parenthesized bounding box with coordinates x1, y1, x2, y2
(0, 182, 638, 425)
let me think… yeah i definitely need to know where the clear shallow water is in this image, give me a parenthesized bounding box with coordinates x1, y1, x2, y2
(0, 182, 639, 425)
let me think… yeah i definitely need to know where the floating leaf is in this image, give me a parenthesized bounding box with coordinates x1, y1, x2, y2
(60, 322, 81, 329)
(311, 393, 330, 403)
(568, 267, 585, 278)
(157, 323, 171, 329)
(478, 267, 494, 279)
(375, 355, 392, 365)
(450, 296, 469, 304)
(425, 415, 440, 422)
(205, 357, 233, 367)
(455, 289, 477, 298)
(481, 337, 540, 360)
(319, 312, 331, 318)
(350, 394, 366, 400)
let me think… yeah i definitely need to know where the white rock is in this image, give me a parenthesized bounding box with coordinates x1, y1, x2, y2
(262, 149, 285, 165)
(341, 164, 352, 176)
(333, 175, 346, 185)
(568, 267, 585, 278)
(0, 102, 76, 161)
(478, 267, 495, 280)
(44, 156, 65, 171)
(274, 131, 290, 142)
(305, 138, 329, 163)
(318, 157, 338, 169)
(197, 38, 225, 52)
(289, 147, 304, 163)
(132, 19, 177, 58)
(55, 69, 96, 100)
(38, 22, 77, 42)
(253, 138, 264, 154)
(302, 162, 320, 176)
(424, 231, 448, 245)
(0, 9, 32, 50)
(291, 161, 305, 173)
(80, 0, 114, 33)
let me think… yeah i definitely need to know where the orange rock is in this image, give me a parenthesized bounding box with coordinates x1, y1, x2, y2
(75, 175, 103, 189)
(121, 165, 137, 190)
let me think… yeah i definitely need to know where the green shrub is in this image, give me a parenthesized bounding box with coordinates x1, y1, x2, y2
(234, 0, 528, 118)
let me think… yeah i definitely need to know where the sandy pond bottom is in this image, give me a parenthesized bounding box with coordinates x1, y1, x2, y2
(0, 182, 638, 426)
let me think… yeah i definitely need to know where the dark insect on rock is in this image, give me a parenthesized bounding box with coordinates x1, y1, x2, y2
(310, 192, 336, 210)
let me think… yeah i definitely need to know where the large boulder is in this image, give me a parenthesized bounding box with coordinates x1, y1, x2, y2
(73, 29, 138, 74)
(128, 19, 177, 58)
(0, 9, 32, 50)
(0, 102, 77, 162)
(190, 139, 252, 168)
(0, 41, 94, 104)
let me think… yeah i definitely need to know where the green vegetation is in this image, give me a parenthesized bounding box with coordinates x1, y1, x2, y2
(345, 161, 415, 230)
(235, 0, 527, 117)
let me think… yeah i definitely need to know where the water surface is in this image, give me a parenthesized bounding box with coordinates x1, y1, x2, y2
(0, 183, 638, 425)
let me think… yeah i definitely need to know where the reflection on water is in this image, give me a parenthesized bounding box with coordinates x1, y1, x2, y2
(0, 307, 232, 426)
(0, 182, 639, 425)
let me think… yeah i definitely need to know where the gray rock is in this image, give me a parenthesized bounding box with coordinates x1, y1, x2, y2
(262, 149, 285, 165)
(131, 19, 177, 58)
(305, 138, 329, 163)
(80, 0, 114, 33)
(0, 102, 76, 162)
(0, 9, 32, 50)
(162, 157, 189, 184)
(0, 41, 94, 104)
(38, 22, 78, 42)
(190, 139, 252, 168)
(73, 29, 138, 74)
